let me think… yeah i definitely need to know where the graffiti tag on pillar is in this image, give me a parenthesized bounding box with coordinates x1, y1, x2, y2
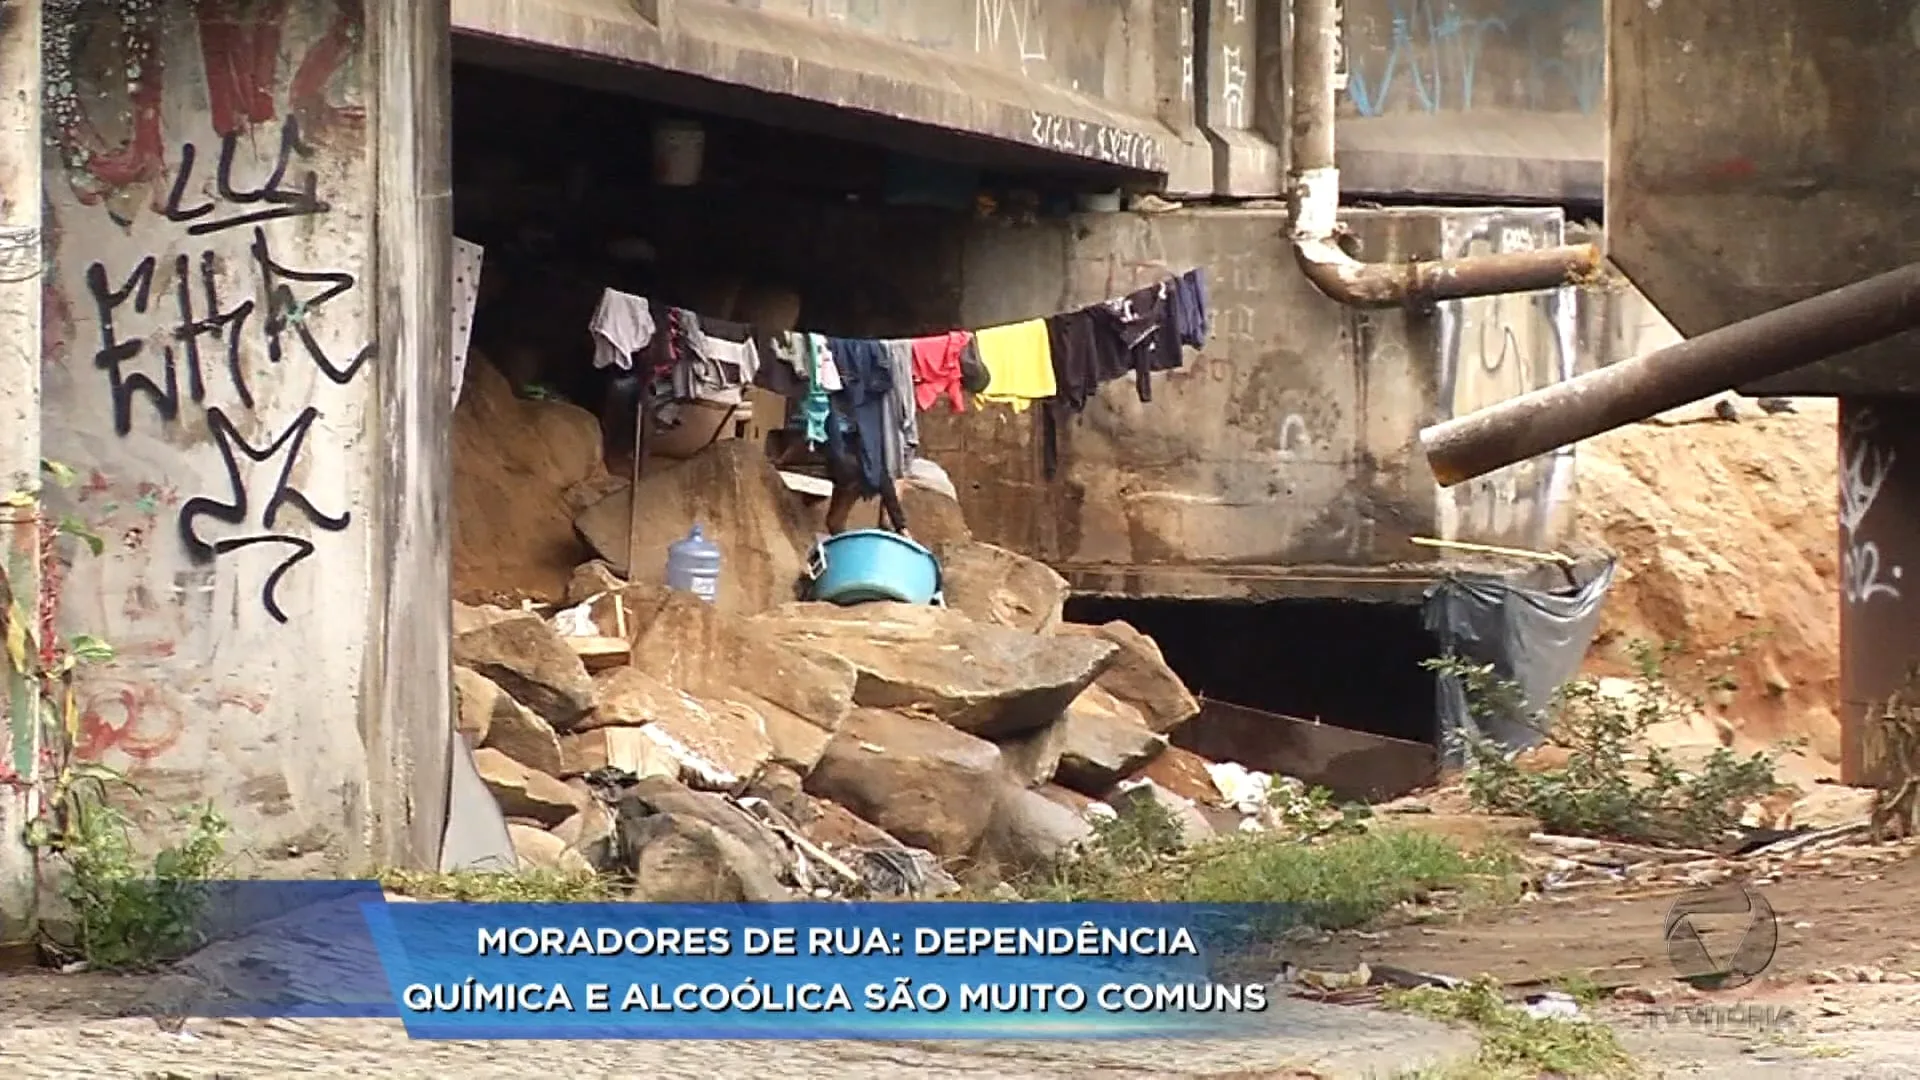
(163, 119, 330, 236)
(178, 407, 352, 624)
(1841, 408, 1902, 605)
(81, 105, 372, 624)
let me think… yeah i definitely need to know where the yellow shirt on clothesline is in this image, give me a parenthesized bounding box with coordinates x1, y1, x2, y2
(972, 319, 1056, 412)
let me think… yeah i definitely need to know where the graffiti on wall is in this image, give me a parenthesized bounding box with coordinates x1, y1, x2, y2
(1841, 408, 1902, 606)
(47, 0, 368, 625)
(1439, 222, 1575, 547)
(1343, 0, 1602, 117)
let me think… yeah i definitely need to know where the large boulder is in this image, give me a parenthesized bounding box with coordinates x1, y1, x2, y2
(630, 592, 859, 741)
(804, 708, 1004, 860)
(1055, 620, 1200, 734)
(756, 603, 1117, 740)
(1053, 686, 1169, 796)
(622, 814, 790, 903)
(610, 776, 792, 901)
(453, 613, 596, 730)
(980, 781, 1095, 877)
(453, 666, 505, 747)
(473, 749, 581, 826)
(899, 482, 972, 553)
(453, 354, 615, 605)
(1127, 745, 1225, 807)
(508, 824, 594, 876)
(938, 542, 1069, 635)
(573, 440, 817, 616)
(557, 727, 677, 780)
(481, 695, 567, 777)
(580, 666, 774, 792)
(995, 720, 1069, 788)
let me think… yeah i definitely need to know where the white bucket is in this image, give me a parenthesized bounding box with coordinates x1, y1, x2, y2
(653, 120, 705, 186)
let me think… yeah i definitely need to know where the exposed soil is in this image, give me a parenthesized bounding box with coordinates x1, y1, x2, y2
(1575, 398, 1842, 778)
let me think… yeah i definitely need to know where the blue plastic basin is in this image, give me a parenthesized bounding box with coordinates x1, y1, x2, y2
(808, 530, 941, 606)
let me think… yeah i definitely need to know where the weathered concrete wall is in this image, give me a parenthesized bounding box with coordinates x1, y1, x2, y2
(38, 0, 449, 870)
(1354, 208, 1579, 553)
(1337, 0, 1603, 201)
(1608, 0, 1920, 396)
(451, 0, 1282, 200)
(926, 205, 1577, 598)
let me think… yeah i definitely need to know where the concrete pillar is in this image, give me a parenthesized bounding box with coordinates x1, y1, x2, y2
(1838, 397, 1920, 788)
(37, 0, 450, 875)
(0, 0, 45, 944)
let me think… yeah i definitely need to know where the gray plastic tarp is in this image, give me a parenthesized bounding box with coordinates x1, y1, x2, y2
(1422, 558, 1617, 764)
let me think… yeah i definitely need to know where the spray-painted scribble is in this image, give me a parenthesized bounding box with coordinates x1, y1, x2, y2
(1841, 409, 1902, 605)
(1344, 0, 1602, 117)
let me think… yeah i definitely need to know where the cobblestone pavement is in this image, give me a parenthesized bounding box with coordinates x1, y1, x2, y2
(0, 973, 1474, 1079)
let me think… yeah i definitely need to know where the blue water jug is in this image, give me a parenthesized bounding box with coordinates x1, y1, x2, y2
(665, 524, 722, 604)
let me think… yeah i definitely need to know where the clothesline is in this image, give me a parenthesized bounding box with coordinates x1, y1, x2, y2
(586, 266, 1212, 486)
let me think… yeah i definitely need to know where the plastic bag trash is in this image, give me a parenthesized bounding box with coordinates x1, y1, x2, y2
(550, 601, 599, 638)
(1206, 761, 1272, 813)
(1522, 991, 1584, 1021)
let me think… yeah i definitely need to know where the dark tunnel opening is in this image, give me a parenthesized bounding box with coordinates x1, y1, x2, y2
(1064, 595, 1441, 746)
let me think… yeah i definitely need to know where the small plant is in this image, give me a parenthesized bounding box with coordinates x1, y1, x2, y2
(1268, 779, 1372, 838)
(1426, 638, 1792, 849)
(37, 789, 229, 970)
(1385, 976, 1637, 1078)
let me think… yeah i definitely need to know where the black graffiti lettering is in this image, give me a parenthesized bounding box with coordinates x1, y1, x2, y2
(177, 406, 351, 624)
(163, 118, 329, 236)
(172, 250, 258, 409)
(252, 226, 374, 384)
(87, 257, 178, 436)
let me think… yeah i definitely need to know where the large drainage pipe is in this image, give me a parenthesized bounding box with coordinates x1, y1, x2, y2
(1286, 0, 1602, 307)
(1419, 262, 1920, 486)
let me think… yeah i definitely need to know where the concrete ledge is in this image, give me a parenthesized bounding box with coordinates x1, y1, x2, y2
(1336, 110, 1603, 204)
(1058, 561, 1448, 603)
(453, 0, 1177, 177)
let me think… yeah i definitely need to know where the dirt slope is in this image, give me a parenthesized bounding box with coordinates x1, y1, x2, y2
(1574, 398, 1841, 775)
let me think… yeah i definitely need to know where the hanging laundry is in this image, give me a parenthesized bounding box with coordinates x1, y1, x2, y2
(589, 289, 655, 371)
(1092, 280, 1182, 398)
(752, 330, 808, 398)
(972, 320, 1056, 412)
(910, 330, 972, 412)
(1172, 268, 1210, 349)
(826, 338, 895, 496)
(882, 340, 919, 478)
(801, 336, 832, 448)
(1045, 308, 1126, 414)
(676, 314, 760, 406)
(810, 333, 844, 392)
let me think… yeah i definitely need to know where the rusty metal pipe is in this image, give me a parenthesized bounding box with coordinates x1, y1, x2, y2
(1420, 261, 1920, 486)
(1286, 0, 1601, 307)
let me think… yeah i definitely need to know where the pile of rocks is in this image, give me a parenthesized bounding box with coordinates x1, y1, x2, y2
(449, 447, 1263, 900)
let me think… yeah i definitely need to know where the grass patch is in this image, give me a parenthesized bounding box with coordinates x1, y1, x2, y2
(379, 868, 613, 903)
(1385, 977, 1637, 1079)
(1024, 795, 1518, 931)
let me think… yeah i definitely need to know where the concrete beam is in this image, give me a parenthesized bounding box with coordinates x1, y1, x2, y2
(453, 0, 1177, 178)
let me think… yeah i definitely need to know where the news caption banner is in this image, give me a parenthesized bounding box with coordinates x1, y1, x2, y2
(142, 883, 1301, 1040)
